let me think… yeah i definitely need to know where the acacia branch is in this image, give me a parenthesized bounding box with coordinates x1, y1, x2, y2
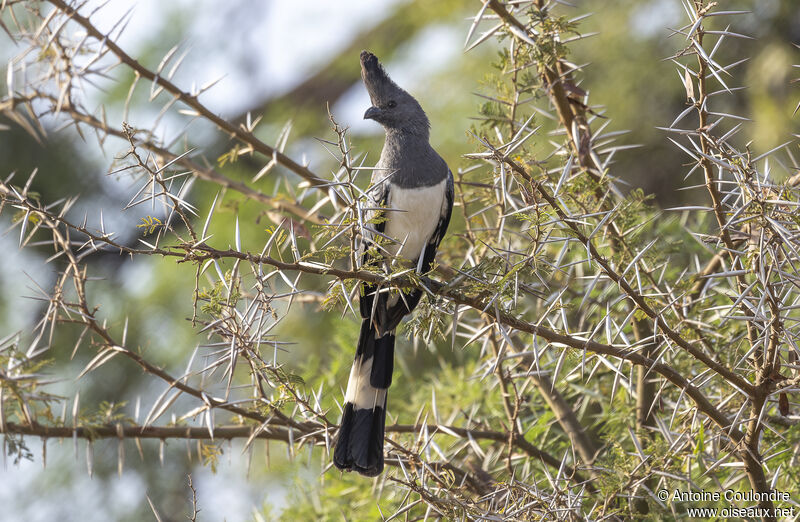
(485, 151, 754, 394)
(46, 0, 335, 196)
(0, 181, 746, 444)
(0, 420, 588, 483)
(488, 1, 664, 456)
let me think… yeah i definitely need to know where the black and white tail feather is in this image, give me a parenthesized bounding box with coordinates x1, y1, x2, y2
(333, 51, 454, 476)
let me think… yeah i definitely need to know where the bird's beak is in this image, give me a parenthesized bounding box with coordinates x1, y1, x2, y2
(363, 106, 380, 120)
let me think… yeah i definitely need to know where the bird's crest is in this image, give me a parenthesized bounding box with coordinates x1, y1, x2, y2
(360, 51, 429, 136)
(360, 51, 400, 104)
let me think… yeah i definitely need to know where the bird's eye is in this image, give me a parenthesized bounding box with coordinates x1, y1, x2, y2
(387, 100, 397, 108)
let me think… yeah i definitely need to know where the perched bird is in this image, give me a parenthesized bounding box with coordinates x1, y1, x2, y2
(333, 51, 454, 476)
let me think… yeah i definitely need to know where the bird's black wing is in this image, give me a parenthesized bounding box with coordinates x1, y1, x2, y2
(376, 171, 454, 331)
(420, 171, 454, 272)
(359, 181, 389, 320)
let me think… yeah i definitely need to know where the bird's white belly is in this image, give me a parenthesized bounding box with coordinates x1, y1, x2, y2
(383, 178, 447, 261)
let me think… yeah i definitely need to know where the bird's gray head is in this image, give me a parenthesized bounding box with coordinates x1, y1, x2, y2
(360, 51, 430, 138)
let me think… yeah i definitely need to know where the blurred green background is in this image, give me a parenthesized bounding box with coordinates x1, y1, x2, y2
(0, 0, 798, 520)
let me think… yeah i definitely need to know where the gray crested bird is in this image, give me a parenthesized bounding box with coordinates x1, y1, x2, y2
(333, 51, 454, 476)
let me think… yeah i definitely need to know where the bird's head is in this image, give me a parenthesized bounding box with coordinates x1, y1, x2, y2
(360, 51, 430, 137)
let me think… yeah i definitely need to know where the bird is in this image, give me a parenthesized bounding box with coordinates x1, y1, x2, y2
(333, 51, 454, 477)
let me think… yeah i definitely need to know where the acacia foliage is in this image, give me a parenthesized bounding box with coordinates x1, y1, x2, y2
(1, 1, 800, 520)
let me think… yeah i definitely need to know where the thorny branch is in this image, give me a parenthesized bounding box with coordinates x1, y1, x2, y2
(1, 0, 799, 519)
(0, 177, 748, 444)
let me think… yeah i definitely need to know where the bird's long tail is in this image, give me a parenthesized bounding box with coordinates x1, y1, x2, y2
(333, 318, 395, 476)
